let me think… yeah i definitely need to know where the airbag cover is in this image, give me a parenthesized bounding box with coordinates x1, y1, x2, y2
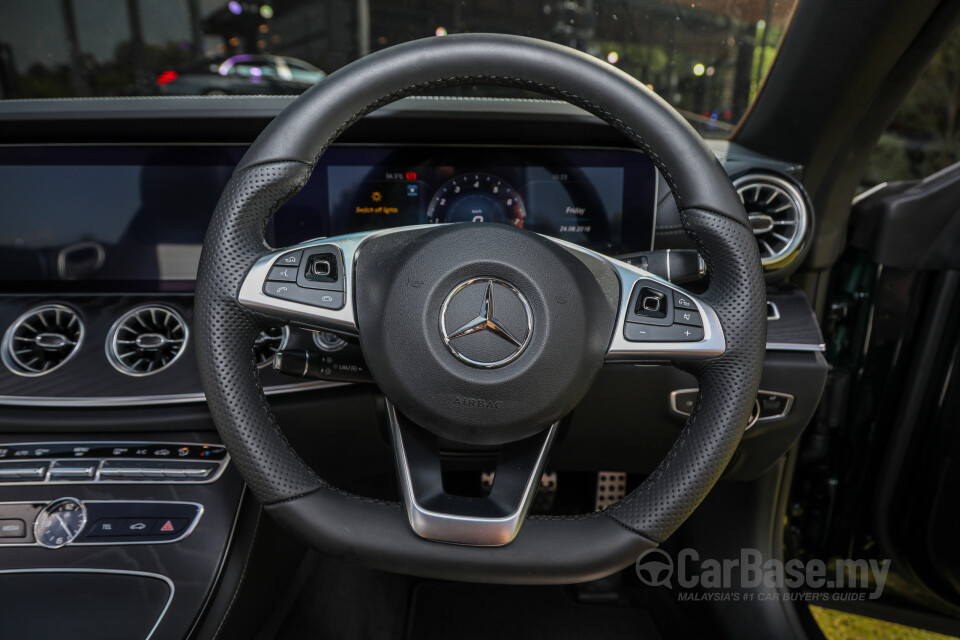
(355, 224, 617, 445)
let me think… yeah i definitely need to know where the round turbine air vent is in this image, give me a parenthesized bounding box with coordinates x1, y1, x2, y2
(734, 174, 809, 270)
(2, 304, 84, 376)
(254, 326, 288, 368)
(107, 305, 188, 377)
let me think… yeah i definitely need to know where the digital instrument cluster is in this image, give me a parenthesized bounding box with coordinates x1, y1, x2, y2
(295, 146, 658, 254)
(0, 145, 657, 292)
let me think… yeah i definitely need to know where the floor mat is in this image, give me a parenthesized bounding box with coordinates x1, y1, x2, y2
(406, 582, 661, 640)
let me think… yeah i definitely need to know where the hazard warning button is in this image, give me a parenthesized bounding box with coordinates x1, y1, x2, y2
(151, 518, 188, 535)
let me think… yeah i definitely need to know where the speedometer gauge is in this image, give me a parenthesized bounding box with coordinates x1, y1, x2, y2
(427, 173, 526, 227)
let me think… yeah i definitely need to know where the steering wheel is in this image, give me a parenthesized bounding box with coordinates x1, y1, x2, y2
(195, 34, 765, 584)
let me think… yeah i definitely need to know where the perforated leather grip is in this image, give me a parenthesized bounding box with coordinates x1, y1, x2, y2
(195, 161, 322, 501)
(195, 34, 766, 581)
(603, 209, 766, 541)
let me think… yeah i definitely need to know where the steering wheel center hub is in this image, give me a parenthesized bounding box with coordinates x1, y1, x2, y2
(354, 224, 619, 445)
(439, 277, 533, 369)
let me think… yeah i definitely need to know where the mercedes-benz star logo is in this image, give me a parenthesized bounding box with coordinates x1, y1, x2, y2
(440, 278, 533, 368)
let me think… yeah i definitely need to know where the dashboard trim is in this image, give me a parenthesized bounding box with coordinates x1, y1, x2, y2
(765, 342, 825, 352)
(0, 379, 346, 407)
(0, 341, 820, 409)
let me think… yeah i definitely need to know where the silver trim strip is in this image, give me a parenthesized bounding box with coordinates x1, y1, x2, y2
(765, 342, 825, 352)
(0, 379, 346, 407)
(852, 181, 888, 205)
(0, 499, 204, 548)
(0, 568, 174, 640)
(387, 401, 557, 547)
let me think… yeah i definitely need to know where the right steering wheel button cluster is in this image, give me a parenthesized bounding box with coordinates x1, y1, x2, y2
(623, 279, 703, 342)
(263, 245, 345, 310)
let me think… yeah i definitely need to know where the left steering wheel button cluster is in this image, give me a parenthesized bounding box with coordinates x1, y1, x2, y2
(264, 245, 345, 310)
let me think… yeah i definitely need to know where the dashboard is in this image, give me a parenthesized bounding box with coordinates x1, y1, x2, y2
(0, 145, 657, 292)
(0, 97, 828, 640)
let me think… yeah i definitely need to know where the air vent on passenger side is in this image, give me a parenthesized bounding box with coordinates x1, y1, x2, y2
(107, 305, 188, 377)
(2, 305, 84, 376)
(254, 326, 288, 368)
(733, 174, 809, 270)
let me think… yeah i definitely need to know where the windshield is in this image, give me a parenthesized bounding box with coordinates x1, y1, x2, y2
(0, 0, 799, 138)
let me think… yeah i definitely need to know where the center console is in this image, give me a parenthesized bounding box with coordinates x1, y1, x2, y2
(0, 433, 245, 640)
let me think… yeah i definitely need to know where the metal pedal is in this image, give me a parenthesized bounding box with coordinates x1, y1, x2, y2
(480, 471, 495, 493)
(595, 471, 627, 511)
(533, 472, 557, 512)
(480, 471, 557, 511)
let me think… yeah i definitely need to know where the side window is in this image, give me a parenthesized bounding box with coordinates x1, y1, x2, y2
(863, 28, 960, 187)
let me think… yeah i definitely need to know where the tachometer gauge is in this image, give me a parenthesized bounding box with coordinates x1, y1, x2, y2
(427, 173, 526, 227)
(34, 497, 87, 549)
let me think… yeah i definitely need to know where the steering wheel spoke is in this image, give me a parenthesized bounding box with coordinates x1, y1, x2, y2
(387, 400, 557, 547)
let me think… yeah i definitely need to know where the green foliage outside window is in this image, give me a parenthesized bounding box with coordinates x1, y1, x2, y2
(864, 27, 960, 186)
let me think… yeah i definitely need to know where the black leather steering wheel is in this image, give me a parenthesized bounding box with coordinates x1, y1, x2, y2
(195, 34, 765, 584)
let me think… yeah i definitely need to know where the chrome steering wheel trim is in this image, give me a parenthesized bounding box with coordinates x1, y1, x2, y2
(238, 228, 725, 364)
